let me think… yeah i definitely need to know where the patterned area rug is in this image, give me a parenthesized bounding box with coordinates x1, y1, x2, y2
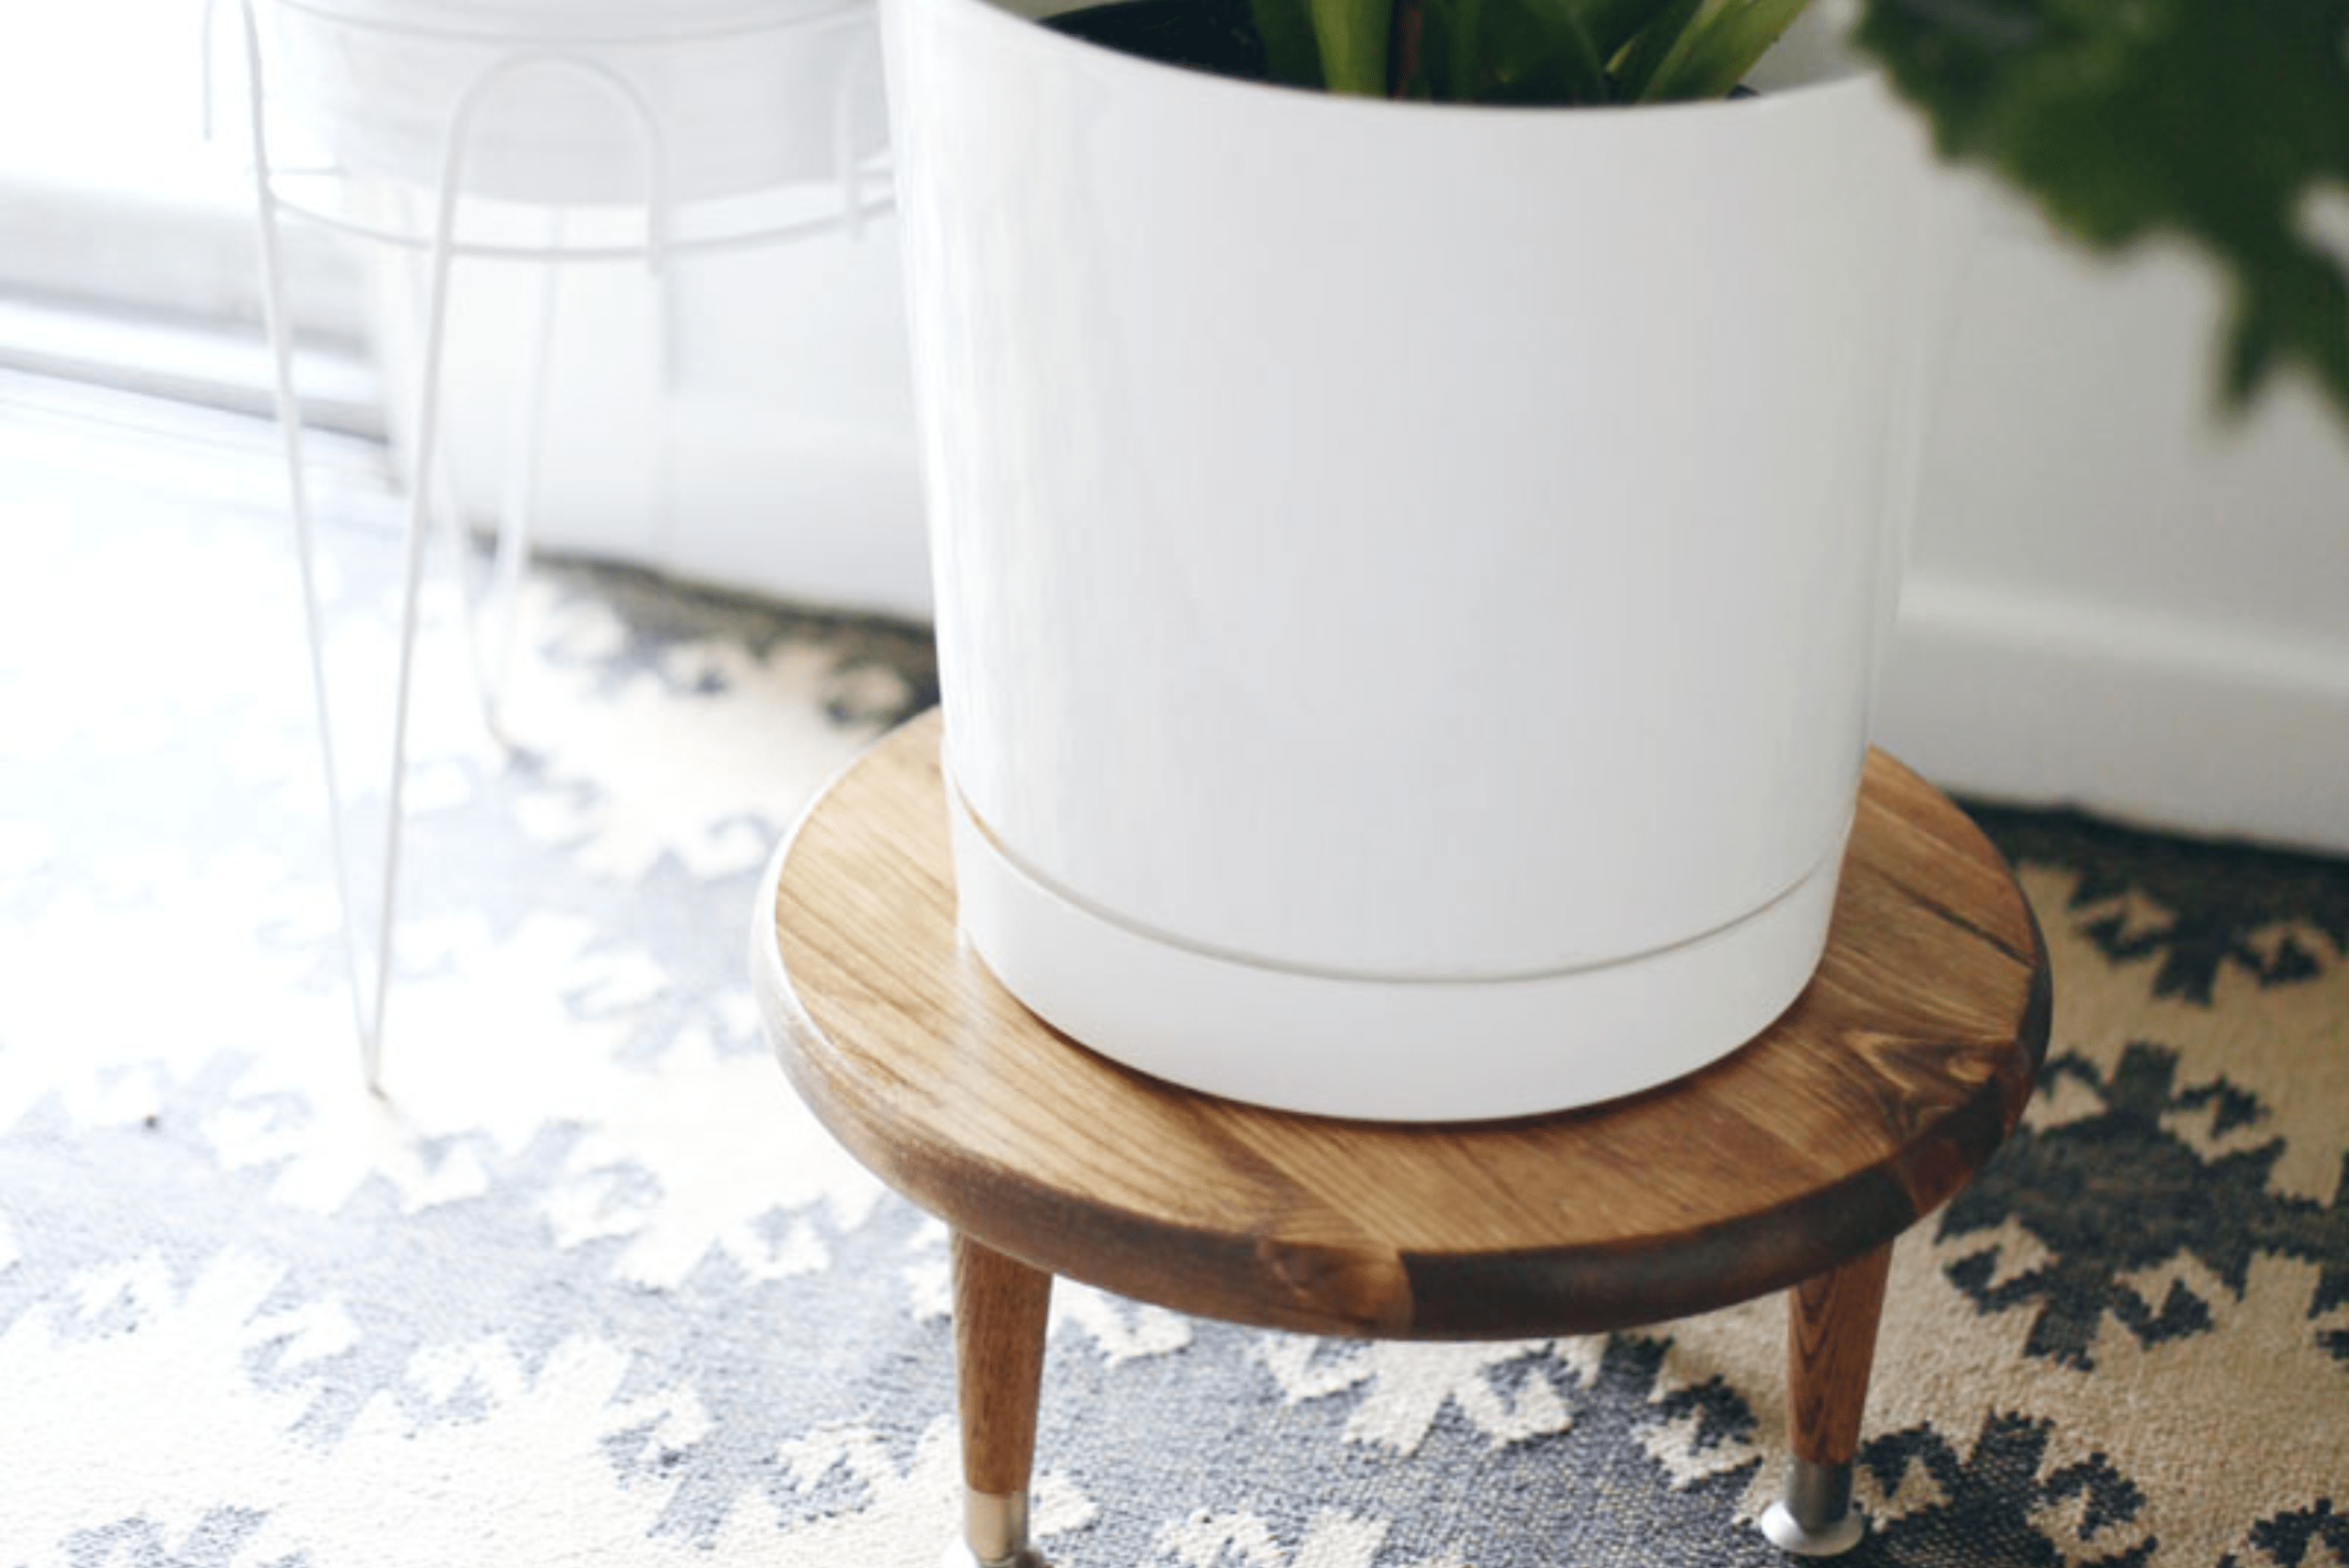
(4, 379, 2345, 1568)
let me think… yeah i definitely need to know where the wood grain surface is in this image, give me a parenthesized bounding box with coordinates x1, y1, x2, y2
(1786, 1242, 1895, 1465)
(759, 709, 2050, 1340)
(952, 1234, 1053, 1496)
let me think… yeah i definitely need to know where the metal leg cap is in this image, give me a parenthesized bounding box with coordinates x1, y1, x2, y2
(1759, 1500, 1865, 1557)
(941, 1543, 1050, 1568)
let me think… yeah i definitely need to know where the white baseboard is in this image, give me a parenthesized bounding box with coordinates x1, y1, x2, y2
(1880, 575, 2349, 854)
(0, 295, 381, 438)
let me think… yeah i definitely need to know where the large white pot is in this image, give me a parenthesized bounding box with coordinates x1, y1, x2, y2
(887, 0, 1949, 1119)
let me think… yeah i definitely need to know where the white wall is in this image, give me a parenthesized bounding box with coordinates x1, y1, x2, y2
(1877, 194, 2349, 855)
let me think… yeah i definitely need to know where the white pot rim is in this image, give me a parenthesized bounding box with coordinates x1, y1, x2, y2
(930, 0, 1885, 123)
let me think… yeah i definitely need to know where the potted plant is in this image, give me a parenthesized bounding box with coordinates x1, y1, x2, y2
(883, 0, 2348, 1121)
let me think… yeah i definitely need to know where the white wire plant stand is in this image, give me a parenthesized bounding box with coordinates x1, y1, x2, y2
(216, 0, 895, 1088)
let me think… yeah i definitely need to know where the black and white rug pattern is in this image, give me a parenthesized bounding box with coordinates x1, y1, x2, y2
(3, 383, 2345, 1567)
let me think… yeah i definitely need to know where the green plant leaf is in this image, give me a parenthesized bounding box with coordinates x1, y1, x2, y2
(1569, 0, 1677, 64)
(1857, 0, 2349, 424)
(1311, 0, 1395, 91)
(1519, 0, 1614, 99)
(1441, 0, 1482, 97)
(1251, 0, 1326, 84)
(1463, 0, 1613, 100)
(1643, 0, 1809, 99)
(1611, 0, 1709, 100)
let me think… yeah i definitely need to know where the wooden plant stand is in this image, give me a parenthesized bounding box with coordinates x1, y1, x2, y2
(753, 710, 2050, 1563)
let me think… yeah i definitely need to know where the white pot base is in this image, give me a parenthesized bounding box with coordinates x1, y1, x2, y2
(948, 786, 1846, 1122)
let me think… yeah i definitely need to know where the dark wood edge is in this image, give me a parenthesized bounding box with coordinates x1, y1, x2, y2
(771, 977, 1418, 1334)
(771, 933, 2052, 1340)
(1404, 936, 2052, 1337)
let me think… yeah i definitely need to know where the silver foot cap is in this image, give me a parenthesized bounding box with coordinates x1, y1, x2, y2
(941, 1544, 1049, 1568)
(1760, 1459, 1865, 1556)
(947, 1490, 1048, 1568)
(1760, 1499, 1865, 1557)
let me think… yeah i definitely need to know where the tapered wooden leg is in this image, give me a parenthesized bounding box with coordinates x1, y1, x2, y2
(1761, 1240, 1894, 1557)
(952, 1231, 1054, 1568)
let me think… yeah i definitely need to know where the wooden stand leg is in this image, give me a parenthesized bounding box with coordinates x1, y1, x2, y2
(1760, 1240, 1893, 1557)
(952, 1230, 1054, 1568)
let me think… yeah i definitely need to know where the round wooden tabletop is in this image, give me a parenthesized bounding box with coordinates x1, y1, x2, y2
(757, 710, 2050, 1340)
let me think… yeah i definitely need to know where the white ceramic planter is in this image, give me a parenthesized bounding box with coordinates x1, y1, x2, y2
(887, 0, 1949, 1119)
